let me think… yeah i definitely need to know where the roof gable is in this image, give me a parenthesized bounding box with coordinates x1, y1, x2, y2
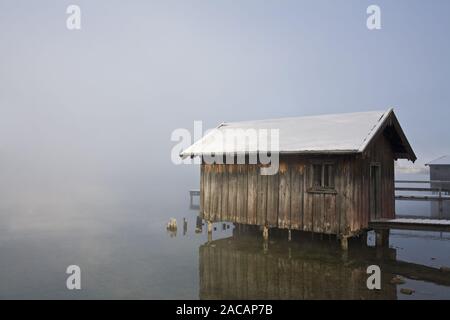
(426, 156, 450, 166)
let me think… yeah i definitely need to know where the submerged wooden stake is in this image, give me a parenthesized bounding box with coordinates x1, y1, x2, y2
(207, 221, 213, 233)
(263, 226, 269, 241)
(167, 218, 177, 231)
(183, 218, 187, 236)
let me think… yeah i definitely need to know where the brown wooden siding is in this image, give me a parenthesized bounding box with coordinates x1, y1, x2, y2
(200, 133, 396, 236)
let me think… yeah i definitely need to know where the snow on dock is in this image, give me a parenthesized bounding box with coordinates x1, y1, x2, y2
(369, 218, 450, 232)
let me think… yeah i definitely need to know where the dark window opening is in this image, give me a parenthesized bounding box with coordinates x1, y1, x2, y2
(324, 164, 334, 187)
(313, 164, 322, 187)
(312, 163, 335, 190)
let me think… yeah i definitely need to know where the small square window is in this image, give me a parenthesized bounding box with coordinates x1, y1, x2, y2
(312, 163, 335, 189)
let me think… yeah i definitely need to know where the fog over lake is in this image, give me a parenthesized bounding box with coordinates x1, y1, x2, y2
(0, 1, 450, 299)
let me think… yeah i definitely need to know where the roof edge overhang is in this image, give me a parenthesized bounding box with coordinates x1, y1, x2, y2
(180, 108, 417, 162)
(180, 150, 360, 159)
(359, 108, 417, 162)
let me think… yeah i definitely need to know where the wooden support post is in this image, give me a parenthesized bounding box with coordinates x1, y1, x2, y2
(288, 229, 292, 242)
(375, 229, 390, 247)
(340, 236, 349, 251)
(263, 226, 269, 241)
(207, 221, 213, 234)
(360, 231, 368, 246)
(182, 218, 187, 236)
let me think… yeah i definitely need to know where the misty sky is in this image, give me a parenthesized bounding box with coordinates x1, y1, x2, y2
(1, 0, 449, 207)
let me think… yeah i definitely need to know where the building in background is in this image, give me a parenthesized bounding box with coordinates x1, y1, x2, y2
(426, 156, 450, 218)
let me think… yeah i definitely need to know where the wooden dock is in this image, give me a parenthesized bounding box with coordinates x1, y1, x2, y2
(395, 180, 450, 201)
(395, 194, 450, 201)
(394, 179, 450, 219)
(369, 218, 450, 232)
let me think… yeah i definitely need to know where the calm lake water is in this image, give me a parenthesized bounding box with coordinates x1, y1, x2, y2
(0, 172, 449, 299)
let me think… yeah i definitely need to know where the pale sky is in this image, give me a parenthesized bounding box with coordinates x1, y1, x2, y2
(0, 0, 449, 204)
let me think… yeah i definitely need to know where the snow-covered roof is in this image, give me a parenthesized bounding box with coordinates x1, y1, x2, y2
(426, 155, 450, 166)
(181, 108, 416, 161)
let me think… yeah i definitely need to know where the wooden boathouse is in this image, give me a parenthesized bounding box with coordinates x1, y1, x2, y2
(181, 109, 416, 246)
(426, 155, 450, 192)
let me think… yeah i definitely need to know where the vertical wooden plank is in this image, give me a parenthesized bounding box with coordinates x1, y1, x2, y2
(200, 164, 205, 215)
(312, 193, 324, 233)
(235, 165, 242, 224)
(354, 156, 362, 232)
(247, 165, 258, 225)
(388, 157, 395, 219)
(324, 194, 337, 234)
(203, 165, 211, 221)
(209, 165, 216, 221)
(220, 165, 229, 221)
(243, 165, 249, 224)
(339, 158, 350, 236)
(210, 165, 221, 222)
(360, 156, 368, 229)
(266, 172, 279, 227)
(278, 162, 291, 229)
(382, 133, 395, 220)
(256, 166, 268, 226)
(290, 163, 304, 230)
(303, 165, 313, 232)
(236, 165, 248, 224)
(350, 157, 357, 232)
(228, 165, 238, 223)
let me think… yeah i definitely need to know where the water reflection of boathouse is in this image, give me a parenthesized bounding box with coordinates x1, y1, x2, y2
(199, 232, 396, 299)
(199, 229, 450, 300)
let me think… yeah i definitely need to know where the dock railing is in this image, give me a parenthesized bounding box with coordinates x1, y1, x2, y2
(395, 180, 450, 220)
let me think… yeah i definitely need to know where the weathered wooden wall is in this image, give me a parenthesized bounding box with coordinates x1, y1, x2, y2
(200, 133, 396, 236)
(360, 132, 396, 222)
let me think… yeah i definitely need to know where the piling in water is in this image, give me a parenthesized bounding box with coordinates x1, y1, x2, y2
(167, 218, 177, 231)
